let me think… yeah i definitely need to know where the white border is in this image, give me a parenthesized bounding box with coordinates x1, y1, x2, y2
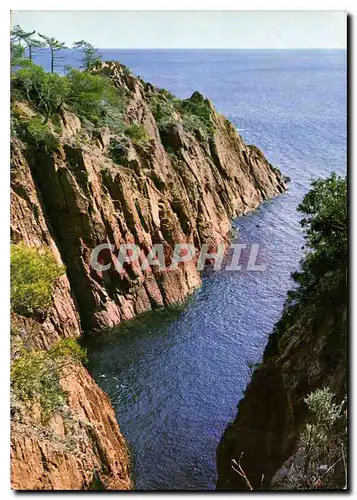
(5, 1, 354, 10)
(1, 1, 353, 498)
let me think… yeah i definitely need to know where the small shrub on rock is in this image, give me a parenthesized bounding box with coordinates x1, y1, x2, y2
(11, 338, 87, 422)
(124, 122, 150, 145)
(25, 116, 59, 151)
(11, 243, 65, 317)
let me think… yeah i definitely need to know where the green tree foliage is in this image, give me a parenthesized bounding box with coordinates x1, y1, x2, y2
(294, 174, 347, 299)
(11, 25, 45, 61)
(272, 173, 347, 345)
(38, 33, 67, 73)
(11, 243, 65, 317)
(11, 338, 87, 422)
(10, 41, 27, 68)
(12, 62, 127, 133)
(13, 63, 70, 122)
(65, 69, 126, 127)
(10, 29, 130, 134)
(73, 40, 102, 70)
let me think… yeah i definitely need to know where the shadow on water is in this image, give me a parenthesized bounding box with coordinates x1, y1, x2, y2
(84, 299, 192, 351)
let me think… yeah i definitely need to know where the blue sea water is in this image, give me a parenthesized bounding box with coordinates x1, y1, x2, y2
(45, 50, 346, 490)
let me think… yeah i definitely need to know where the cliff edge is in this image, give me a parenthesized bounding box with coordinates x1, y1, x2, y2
(10, 60, 286, 490)
(11, 61, 286, 332)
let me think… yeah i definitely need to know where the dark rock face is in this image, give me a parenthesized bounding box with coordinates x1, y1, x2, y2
(216, 306, 347, 490)
(216, 363, 296, 490)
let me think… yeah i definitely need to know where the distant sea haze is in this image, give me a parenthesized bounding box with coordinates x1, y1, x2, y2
(56, 49, 345, 490)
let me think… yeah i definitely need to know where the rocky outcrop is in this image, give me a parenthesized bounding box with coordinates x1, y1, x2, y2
(216, 302, 347, 490)
(11, 61, 286, 490)
(11, 61, 285, 332)
(11, 359, 132, 490)
(11, 143, 81, 347)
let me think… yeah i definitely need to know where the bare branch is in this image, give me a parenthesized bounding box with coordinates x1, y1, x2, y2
(231, 452, 254, 491)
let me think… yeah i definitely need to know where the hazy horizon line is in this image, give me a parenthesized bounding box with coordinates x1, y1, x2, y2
(33, 47, 347, 51)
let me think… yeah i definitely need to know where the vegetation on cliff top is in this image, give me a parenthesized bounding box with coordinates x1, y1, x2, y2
(12, 62, 127, 128)
(148, 88, 214, 140)
(11, 25, 217, 155)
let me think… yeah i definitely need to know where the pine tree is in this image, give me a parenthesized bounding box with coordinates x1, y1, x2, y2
(10, 25, 45, 61)
(73, 40, 102, 70)
(10, 41, 25, 67)
(38, 34, 67, 73)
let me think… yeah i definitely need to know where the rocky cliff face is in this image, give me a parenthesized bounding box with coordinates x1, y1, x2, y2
(11, 352, 132, 490)
(10, 303, 132, 489)
(216, 300, 347, 490)
(11, 61, 285, 490)
(11, 61, 285, 332)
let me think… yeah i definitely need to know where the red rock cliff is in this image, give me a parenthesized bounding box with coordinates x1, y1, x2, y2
(10, 61, 285, 490)
(11, 61, 285, 332)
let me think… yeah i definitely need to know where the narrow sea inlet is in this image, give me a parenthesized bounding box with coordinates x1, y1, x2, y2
(82, 49, 346, 490)
(84, 186, 301, 490)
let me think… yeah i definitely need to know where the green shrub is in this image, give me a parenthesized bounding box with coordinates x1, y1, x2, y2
(149, 89, 214, 138)
(66, 69, 127, 129)
(11, 243, 65, 317)
(24, 116, 59, 151)
(13, 63, 70, 122)
(279, 388, 347, 490)
(10, 109, 59, 150)
(180, 95, 214, 136)
(149, 93, 174, 120)
(149, 92, 179, 132)
(181, 112, 207, 134)
(303, 388, 344, 443)
(108, 138, 129, 165)
(10, 109, 22, 138)
(49, 338, 88, 365)
(11, 338, 87, 422)
(11, 347, 65, 421)
(124, 122, 150, 144)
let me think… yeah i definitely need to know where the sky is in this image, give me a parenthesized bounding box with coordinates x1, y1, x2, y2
(11, 10, 346, 49)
